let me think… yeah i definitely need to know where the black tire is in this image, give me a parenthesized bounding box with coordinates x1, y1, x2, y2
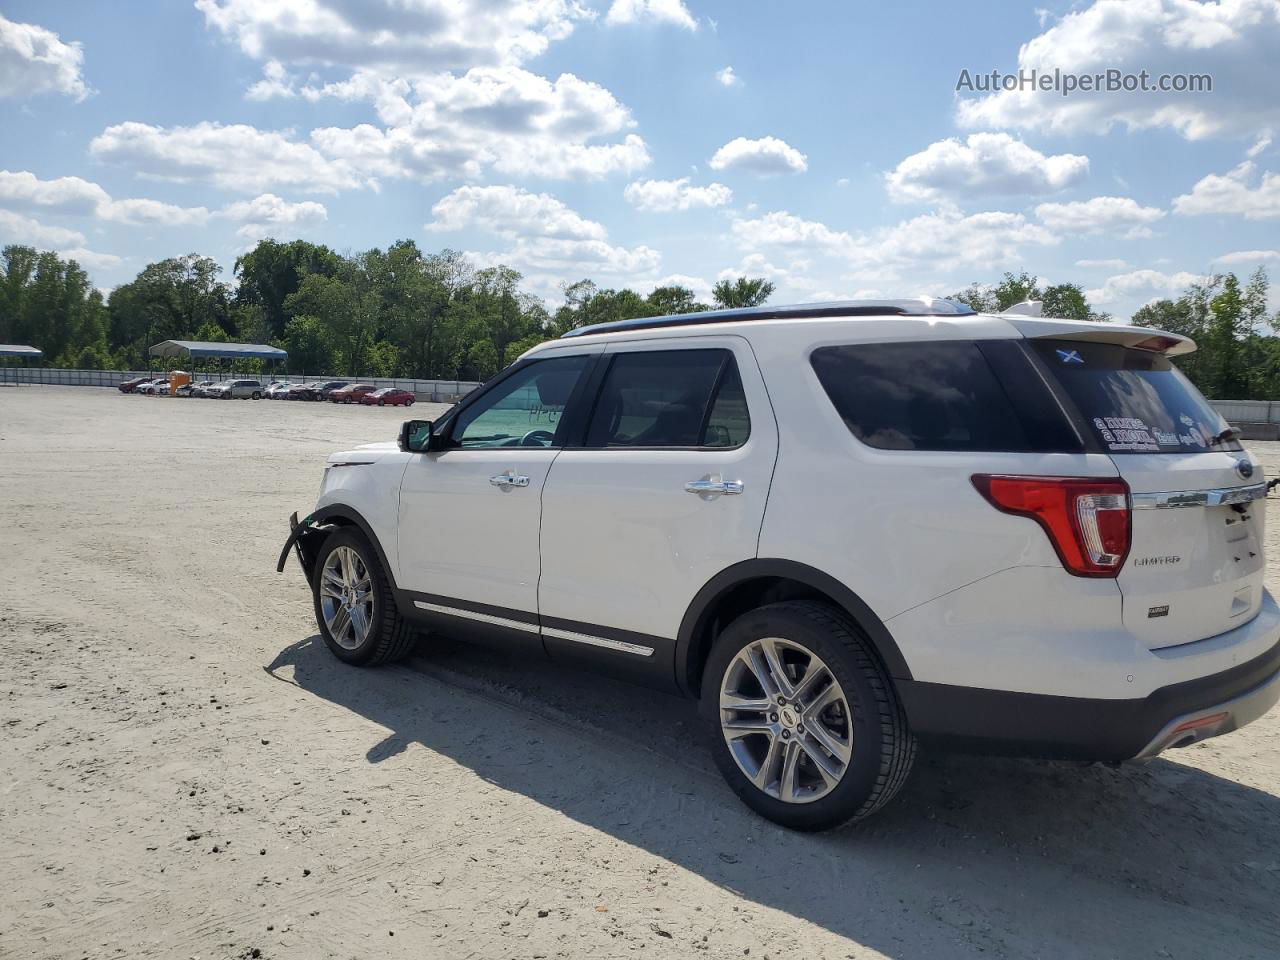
(700, 600, 915, 831)
(251, 391, 261, 400)
(405, 397, 414, 406)
(311, 527, 417, 666)
(378, 399, 385, 406)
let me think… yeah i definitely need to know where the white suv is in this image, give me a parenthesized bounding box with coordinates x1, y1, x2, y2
(277, 298, 1280, 830)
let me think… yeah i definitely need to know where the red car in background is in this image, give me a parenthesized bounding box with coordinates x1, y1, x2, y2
(118, 376, 150, 393)
(328, 383, 377, 403)
(359, 387, 416, 407)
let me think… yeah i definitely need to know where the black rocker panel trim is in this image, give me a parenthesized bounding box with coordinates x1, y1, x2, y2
(676, 558, 912, 696)
(540, 612, 677, 692)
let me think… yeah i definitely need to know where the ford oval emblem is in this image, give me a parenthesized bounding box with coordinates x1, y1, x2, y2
(1236, 458, 1254, 480)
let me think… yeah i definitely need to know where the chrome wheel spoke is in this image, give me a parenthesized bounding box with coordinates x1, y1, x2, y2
(719, 636, 853, 805)
(758, 638, 796, 699)
(328, 605, 352, 642)
(320, 546, 376, 650)
(720, 690, 772, 713)
(778, 740, 803, 802)
(752, 733, 783, 790)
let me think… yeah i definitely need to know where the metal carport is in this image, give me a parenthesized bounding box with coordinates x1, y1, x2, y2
(148, 340, 288, 379)
(0, 344, 43, 386)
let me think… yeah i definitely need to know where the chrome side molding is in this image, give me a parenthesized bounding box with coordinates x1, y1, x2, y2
(413, 600, 540, 634)
(1130, 482, 1267, 510)
(542, 626, 655, 657)
(412, 599, 656, 656)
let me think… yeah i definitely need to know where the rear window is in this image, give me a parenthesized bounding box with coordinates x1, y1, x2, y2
(1033, 340, 1239, 454)
(810, 341, 1070, 452)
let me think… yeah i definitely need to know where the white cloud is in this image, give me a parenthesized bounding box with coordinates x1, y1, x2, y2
(430, 184, 660, 281)
(0, 208, 84, 248)
(1087, 269, 1206, 306)
(1075, 257, 1130, 269)
(955, 0, 1280, 140)
(1034, 196, 1166, 236)
(716, 66, 740, 87)
(1247, 135, 1272, 158)
(196, 0, 592, 74)
(219, 193, 328, 240)
(730, 207, 1057, 274)
(644, 272, 712, 298)
(58, 247, 123, 270)
(1213, 249, 1280, 264)
(623, 177, 732, 212)
(605, 0, 697, 30)
(307, 66, 652, 182)
(427, 185, 606, 240)
(89, 121, 372, 194)
(0, 170, 210, 225)
(0, 13, 89, 101)
(1173, 161, 1280, 219)
(886, 133, 1089, 202)
(709, 136, 808, 176)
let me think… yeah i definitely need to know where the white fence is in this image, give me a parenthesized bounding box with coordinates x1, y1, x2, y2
(1210, 400, 1280, 425)
(0, 366, 482, 402)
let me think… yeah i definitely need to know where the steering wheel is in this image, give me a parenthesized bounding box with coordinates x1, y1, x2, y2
(520, 429, 556, 447)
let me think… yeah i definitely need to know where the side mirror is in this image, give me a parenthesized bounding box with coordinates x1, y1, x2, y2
(399, 419, 438, 453)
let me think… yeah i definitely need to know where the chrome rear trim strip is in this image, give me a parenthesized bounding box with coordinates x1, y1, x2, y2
(413, 600, 540, 634)
(1130, 482, 1266, 510)
(542, 626, 655, 657)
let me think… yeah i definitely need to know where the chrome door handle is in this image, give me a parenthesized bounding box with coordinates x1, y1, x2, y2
(685, 478, 744, 496)
(489, 473, 530, 488)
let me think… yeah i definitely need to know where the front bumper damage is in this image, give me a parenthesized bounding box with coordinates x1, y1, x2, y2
(275, 511, 328, 581)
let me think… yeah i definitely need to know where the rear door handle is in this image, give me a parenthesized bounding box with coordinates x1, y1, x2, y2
(489, 472, 531, 488)
(685, 478, 744, 496)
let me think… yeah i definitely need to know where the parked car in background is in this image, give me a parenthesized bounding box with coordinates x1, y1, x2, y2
(136, 378, 170, 396)
(359, 387, 416, 407)
(289, 380, 349, 401)
(190, 380, 218, 397)
(210, 379, 263, 399)
(265, 381, 296, 399)
(118, 376, 150, 393)
(175, 382, 196, 397)
(329, 383, 377, 404)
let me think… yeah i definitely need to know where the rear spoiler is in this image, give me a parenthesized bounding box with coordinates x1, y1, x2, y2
(1000, 316, 1196, 357)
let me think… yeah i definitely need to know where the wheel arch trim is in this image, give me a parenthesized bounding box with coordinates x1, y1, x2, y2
(675, 558, 912, 695)
(289, 503, 399, 591)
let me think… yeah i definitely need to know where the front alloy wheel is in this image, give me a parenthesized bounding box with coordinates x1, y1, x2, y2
(720, 638, 851, 803)
(311, 528, 417, 665)
(319, 545, 376, 650)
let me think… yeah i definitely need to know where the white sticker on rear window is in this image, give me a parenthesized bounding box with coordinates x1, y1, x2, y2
(1093, 416, 1160, 452)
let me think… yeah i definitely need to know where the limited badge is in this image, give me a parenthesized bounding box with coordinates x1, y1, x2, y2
(1147, 605, 1170, 619)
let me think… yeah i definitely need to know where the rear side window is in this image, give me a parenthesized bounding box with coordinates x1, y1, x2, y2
(1033, 340, 1239, 454)
(811, 341, 1064, 452)
(585, 349, 750, 448)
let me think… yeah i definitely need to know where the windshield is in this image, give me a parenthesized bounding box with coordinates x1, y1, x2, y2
(1034, 340, 1239, 454)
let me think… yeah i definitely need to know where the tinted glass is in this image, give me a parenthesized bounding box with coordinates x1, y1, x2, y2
(1033, 340, 1239, 453)
(585, 350, 748, 448)
(452, 355, 589, 449)
(811, 341, 1036, 452)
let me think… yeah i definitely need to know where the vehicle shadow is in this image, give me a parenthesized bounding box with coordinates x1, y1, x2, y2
(267, 635, 1280, 959)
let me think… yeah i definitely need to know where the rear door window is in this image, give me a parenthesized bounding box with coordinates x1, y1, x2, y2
(1032, 340, 1239, 454)
(585, 349, 750, 448)
(810, 340, 1073, 452)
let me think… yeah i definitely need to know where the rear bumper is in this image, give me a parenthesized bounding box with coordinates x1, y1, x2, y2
(899, 635, 1280, 762)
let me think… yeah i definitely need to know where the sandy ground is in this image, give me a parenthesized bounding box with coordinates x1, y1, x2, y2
(2, 385, 1280, 960)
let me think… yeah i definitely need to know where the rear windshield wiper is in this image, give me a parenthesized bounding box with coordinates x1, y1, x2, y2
(1207, 427, 1242, 446)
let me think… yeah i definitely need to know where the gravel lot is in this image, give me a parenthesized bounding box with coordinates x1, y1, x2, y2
(3, 385, 1280, 960)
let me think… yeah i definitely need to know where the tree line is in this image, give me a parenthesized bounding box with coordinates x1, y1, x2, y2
(0, 239, 1276, 398)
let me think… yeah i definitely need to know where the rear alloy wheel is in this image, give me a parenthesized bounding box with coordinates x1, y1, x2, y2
(312, 528, 416, 666)
(702, 600, 916, 830)
(252, 391, 261, 400)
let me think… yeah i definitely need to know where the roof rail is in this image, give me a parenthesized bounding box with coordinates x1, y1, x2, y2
(559, 298, 975, 338)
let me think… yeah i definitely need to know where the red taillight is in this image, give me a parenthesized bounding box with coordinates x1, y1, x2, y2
(972, 475, 1131, 577)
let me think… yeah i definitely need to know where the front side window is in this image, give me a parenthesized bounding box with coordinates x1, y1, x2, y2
(450, 355, 589, 449)
(585, 349, 751, 448)
(811, 341, 1036, 452)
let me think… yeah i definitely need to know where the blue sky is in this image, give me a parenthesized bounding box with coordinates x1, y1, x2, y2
(1, 0, 1278, 318)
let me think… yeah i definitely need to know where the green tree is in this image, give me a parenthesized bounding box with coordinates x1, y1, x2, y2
(234, 239, 343, 340)
(711, 276, 774, 309)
